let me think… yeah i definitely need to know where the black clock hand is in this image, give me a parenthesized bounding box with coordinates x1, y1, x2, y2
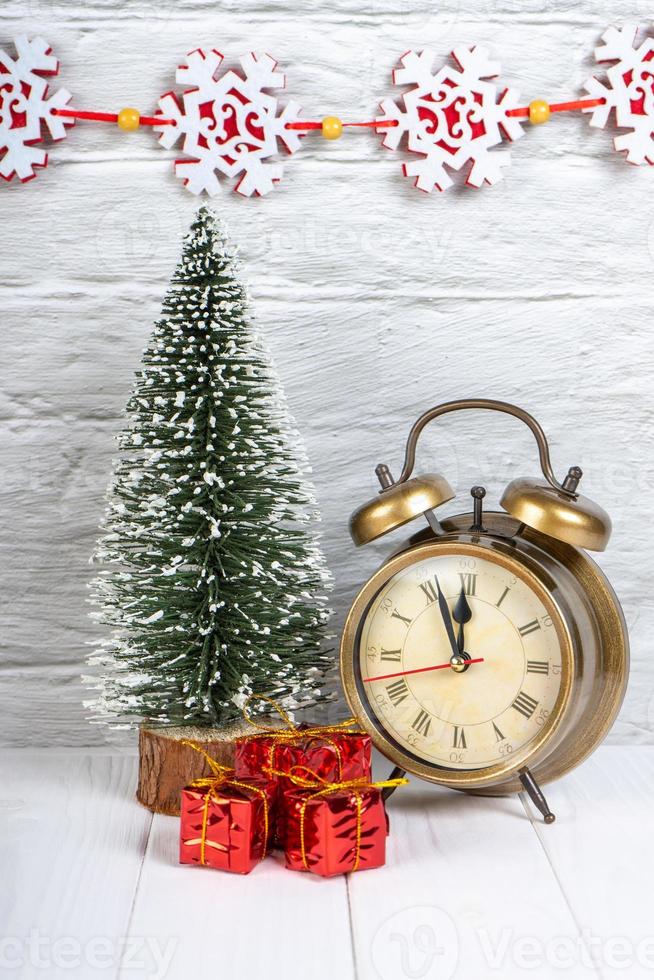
(434, 575, 459, 661)
(453, 587, 472, 654)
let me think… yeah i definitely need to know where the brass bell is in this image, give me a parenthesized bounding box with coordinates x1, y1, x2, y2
(350, 400, 613, 553)
(501, 469, 612, 552)
(350, 472, 454, 546)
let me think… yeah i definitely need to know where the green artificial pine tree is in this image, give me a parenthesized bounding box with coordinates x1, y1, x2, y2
(86, 207, 333, 729)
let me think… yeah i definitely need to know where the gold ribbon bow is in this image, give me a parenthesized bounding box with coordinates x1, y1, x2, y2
(182, 740, 271, 866)
(276, 764, 408, 872)
(241, 694, 365, 782)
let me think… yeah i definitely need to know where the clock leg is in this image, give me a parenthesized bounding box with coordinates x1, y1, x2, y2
(382, 766, 407, 801)
(519, 767, 556, 824)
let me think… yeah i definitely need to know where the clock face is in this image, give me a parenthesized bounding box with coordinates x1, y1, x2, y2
(355, 550, 568, 772)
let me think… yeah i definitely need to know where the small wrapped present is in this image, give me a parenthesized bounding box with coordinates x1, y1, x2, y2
(179, 742, 276, 875)
(234, 696, 372, 789)
(281, 769, 407, 877)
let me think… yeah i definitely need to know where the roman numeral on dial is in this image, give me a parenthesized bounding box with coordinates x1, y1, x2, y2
(452, 726, 467, 749)
(419, 579, 438, 604)
(526, 660, 549, 675)
(380, 648, 402, 662)
(511, 691, 539, 719)
(492, 722, 506, 742)
(391, 609, 412, 627)
(496, 586, 510, 608)
(458, 572, 477, 596)
(412, 709, 432, 737)
(386, 678, 409, 706)
(518, 620, 541, 637)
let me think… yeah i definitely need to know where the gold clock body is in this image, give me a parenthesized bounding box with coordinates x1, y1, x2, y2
(340, 511, 629, 795)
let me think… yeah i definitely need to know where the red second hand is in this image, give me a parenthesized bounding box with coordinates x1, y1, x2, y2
(364, 658, 484, 683)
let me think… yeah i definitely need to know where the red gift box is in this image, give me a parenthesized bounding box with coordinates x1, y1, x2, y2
(235, 724, 372, 848)
(234, 726, 372, 788)
(179, 771, 276, 875)
(283, 779, 389, 877)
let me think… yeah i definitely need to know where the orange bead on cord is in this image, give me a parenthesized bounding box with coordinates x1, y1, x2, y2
(117, 107, 141, 131)
(528, 100, 551, 124)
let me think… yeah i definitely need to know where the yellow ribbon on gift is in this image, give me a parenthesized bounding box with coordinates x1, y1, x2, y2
(241, 694, 365, 782)
(181, 740, 271, 866)
(273, 764, 408, 873)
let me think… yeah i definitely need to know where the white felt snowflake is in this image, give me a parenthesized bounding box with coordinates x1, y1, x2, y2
(0, 36, 73, 183)
(155, 48, 303, 196)
(376, 46, 525, 193)
(583, 24, 654, 166)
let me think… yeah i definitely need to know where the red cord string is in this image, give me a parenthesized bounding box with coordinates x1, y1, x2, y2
(285, 119, 398, 130)
(506, 97, 605, 118)
(52, 108, 175, 125)
(285, 121, 322, 130)
(51, 98, 607, 130)
(344, 119, 397, 128)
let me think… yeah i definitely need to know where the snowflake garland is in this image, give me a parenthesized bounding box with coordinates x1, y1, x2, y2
(6, 29, 654, 194)
(376, 46, 526, 193)
(0, 36, 74, 183)
(155, 48, 303, 196)
(583, 24, 654, 166)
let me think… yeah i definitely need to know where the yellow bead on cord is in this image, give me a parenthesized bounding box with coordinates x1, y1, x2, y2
(321, 115, 343, 140)
(528, 100, 551, 125)
(117, 107, 141, 131)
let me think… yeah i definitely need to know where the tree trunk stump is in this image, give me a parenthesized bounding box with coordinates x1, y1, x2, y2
(137, 720, 259, 815)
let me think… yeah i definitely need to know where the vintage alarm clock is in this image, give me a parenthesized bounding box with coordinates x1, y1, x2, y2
(340, 399, 629, 822)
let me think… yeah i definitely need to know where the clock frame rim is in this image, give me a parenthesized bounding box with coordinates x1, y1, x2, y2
(340, 536, 576, 789)
(480, 524, 629, 794)
(449, 516, 629, 794)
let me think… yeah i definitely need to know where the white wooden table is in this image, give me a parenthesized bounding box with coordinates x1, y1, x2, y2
(2, 745, 651, 979)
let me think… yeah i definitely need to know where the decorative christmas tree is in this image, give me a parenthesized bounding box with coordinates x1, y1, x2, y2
(86, 207, 333, 733)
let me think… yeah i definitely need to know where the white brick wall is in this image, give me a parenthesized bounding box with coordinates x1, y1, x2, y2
(1, 1, 651, 745)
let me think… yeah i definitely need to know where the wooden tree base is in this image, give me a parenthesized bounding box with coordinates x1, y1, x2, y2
(137, 720, 259, 815)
